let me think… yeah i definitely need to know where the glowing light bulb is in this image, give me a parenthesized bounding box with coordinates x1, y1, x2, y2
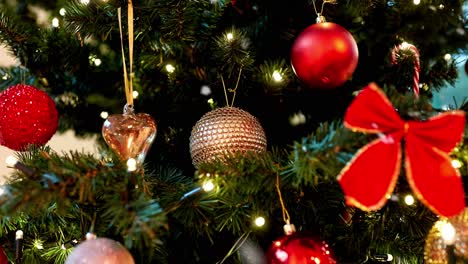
(59, 8, 66, 16)
(404, 194, 415, 206)
(452, 159, 462, 168)
(200, 85, 211, 96)
(16, 230, 23, 239)
(413, 0, 420, 5)
(441, 222, 456, 245)
(5, 155, 17, 166)
(52, 17, 59, 28)
(387, 254, 394, 261)
(94, 58, 102, 66)
(226, 32, 234, 41)
(132, 91, 139, 99)
(165, 64, 175, 73)
(444, 54, 452, 61)
(202, 180, 214, 192)
(254, 216, 266, 227)
(272, 70, 283, 82)
(100, 111, 109, 119)
(127, 158, 137, 172)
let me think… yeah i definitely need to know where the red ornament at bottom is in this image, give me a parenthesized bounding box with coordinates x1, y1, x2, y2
(0, 246, 7, 264)
(266, 232, 336, 264)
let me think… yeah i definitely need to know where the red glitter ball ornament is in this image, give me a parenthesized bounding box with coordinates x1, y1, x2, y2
(0, 84, 58, 151)
(291, 22, 359, 89)
(266, 232, 336, 264)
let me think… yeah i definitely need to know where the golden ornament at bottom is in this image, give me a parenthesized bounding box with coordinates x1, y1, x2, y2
(424, 207, 468, 263)
(189, 106, 267, 167)
(65, 237, 135, 264)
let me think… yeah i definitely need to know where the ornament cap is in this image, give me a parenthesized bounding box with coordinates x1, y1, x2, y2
(283, 223, 296, 235)
(86, 232, 97, 240)
(316, 14, 326, 23)
(123, 103, 135, 115)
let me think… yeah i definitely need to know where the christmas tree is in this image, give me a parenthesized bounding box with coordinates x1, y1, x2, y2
(0, 0, 468, 263)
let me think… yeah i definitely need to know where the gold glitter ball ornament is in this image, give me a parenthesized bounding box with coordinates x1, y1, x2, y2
(424, 207, 468, 263)
(189, 107, 267, 167)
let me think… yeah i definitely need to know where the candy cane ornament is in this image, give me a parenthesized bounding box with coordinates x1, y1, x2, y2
(391, 42, 421, 98)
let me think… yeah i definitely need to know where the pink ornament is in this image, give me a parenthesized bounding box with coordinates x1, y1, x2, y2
(65, 238, 135, 264)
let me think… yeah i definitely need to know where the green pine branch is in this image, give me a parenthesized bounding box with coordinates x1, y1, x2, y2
(64, 0, 118, 39)
(0, 147, 167, 261)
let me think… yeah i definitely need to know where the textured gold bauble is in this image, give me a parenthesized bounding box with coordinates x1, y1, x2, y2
(424, 207, 468, 263)
(189, 107, 267, 167)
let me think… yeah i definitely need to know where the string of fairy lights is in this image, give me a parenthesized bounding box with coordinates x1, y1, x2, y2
(2, 148, 463, 261)
(90, 28, 287, 123)
(53, 0, 286, 120)
(4, 0, 458, 124)
(0, 0, 465, 262)
(0, 0, 461, 217)
(4, 0, 453, 132)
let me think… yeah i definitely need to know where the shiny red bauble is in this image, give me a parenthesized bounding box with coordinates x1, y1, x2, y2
(0, 84, 58, 151)
(266, 232, 336, 264)
(291, 22, 359, 89)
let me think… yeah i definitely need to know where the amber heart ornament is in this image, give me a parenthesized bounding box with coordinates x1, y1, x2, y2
(102, 107, 157, 165)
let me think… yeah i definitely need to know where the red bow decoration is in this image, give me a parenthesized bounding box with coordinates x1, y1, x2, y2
(337, 83, 466, 217)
